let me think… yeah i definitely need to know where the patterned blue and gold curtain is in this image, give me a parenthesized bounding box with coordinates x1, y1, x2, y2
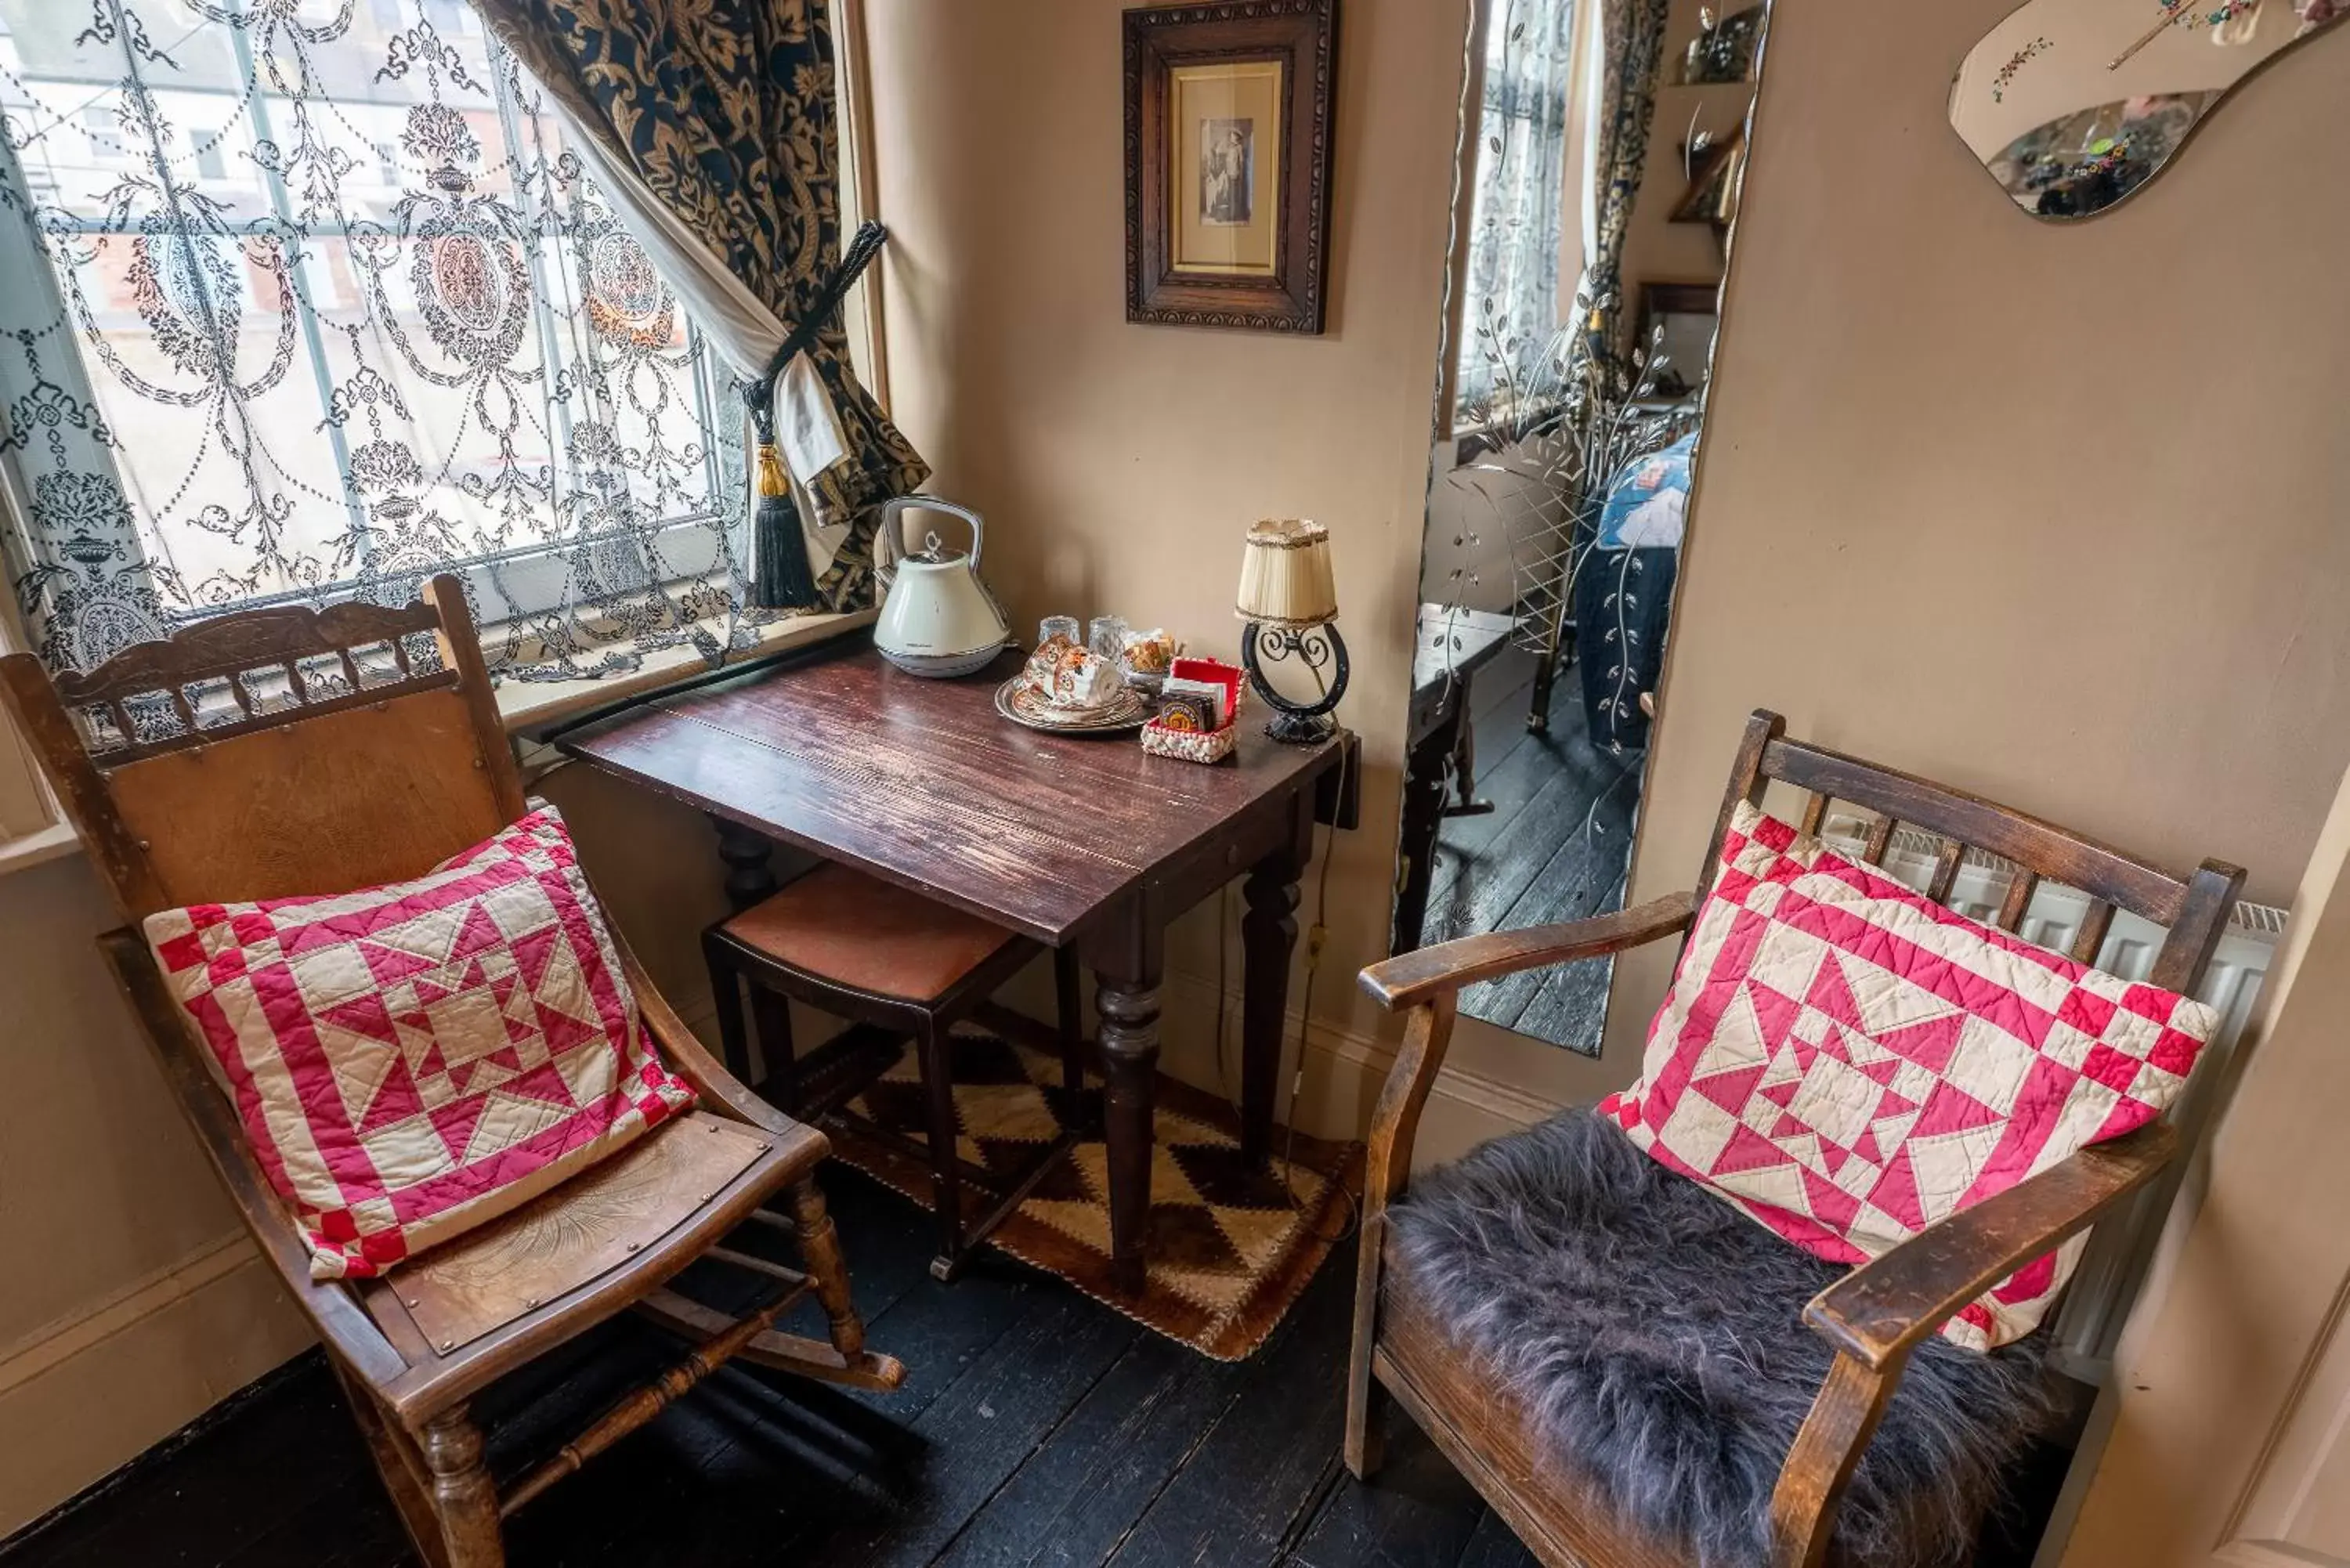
(475, 0, 927, 613)
(1586, 0, 1672, 365)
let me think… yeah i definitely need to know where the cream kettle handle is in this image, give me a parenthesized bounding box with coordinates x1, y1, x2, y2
(876, 495, 985, 584)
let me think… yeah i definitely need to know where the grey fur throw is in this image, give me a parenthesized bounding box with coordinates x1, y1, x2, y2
(1386, 1108, 2061, 1568)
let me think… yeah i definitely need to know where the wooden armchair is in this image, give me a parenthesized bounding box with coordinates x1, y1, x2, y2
(1346, 710, 2243, 1568)
(0, 576, 903, 1568)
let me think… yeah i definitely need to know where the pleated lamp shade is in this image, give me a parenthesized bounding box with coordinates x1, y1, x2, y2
(1235, 518, 1338, 629)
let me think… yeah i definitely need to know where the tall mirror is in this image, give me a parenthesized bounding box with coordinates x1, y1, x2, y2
(1392, 0, 1765, 1052)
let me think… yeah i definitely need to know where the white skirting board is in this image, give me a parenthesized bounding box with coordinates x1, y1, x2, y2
(0, 1238, 311, 1537)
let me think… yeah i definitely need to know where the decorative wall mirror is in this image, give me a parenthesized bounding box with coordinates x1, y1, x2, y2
(1394, 0, 1765, 1053)
(1953, 0, 2347, 220)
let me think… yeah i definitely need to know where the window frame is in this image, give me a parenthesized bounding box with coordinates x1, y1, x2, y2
(0, 465, 77, 876)
(0, 0, 896, 873)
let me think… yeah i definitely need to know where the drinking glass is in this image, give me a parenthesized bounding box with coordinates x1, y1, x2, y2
(1087, 615, 1130, 663)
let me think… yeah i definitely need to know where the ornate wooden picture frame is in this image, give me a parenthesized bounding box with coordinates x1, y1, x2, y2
(1123, 0, 1336, 334)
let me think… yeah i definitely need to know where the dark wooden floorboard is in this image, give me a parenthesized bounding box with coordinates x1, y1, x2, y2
(0, 1163, 2068, 1568)
(930, 1327, 1252, 1568)
(0, 1175, 1476, 1568)
(1419, 666, 1576, 927)
(1462, 757, 1640, 1033)
(237, 1472, 409, 1568)
(1449, 1508, 1545, 1568)
(20, 1360, 376, 1568)
(1420, 731, 1578, 934)
(1426, 761, 1611, 957)
(812, 1288, 1141, 1568)
(1101, 1244, 1358, 1568)
(1282, 1400, 1487, 1568)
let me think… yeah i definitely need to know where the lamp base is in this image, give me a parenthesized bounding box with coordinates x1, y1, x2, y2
(1240, 621, 1349, 747)
(1264, 709, 1337, 746)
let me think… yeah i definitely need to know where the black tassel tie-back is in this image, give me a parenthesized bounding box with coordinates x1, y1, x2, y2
(745, 390, 819, 610)
(739, 222, 891, 612)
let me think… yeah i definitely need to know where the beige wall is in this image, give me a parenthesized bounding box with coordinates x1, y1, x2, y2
(1606, 0, 2350, 1057)
(862, 0, 1632, 1135)
(2057, 753, 2350, 1566)
(0, 854, 313, 1534)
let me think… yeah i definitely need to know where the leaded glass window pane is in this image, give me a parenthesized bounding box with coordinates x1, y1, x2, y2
(0, 0, 757, 679)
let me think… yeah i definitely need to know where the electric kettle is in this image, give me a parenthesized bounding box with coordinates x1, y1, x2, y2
(871, 496, 1011, 678)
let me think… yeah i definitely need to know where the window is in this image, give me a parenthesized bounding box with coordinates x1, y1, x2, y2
(81, 108, 125, 164)
(0, 0, 746, 678)
(1452, 0, 1596, 428)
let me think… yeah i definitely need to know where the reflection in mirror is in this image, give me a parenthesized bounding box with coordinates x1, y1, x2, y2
(1952, 0, 2346, 220)
(1394, 0, 1762, 1053)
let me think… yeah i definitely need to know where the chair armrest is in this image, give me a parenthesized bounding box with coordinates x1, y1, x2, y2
(1803, 1123, 2178, 1368)
(1358, 891, 1697, 1011)
(97, 930, 410, 1387)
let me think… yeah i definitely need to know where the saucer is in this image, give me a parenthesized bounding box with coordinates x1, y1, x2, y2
(994, 679, 1150, 734)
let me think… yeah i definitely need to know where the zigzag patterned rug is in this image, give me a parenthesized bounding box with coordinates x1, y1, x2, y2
(822, 1028, 1361, 1360)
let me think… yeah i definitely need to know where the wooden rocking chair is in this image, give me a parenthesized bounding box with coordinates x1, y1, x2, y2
(0, 576, 904, 1568)
(1346, 710, 2245, 1568)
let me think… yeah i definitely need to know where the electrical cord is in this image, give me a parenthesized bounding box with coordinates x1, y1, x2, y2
(1279, 728, 1360, 1244)
(1209, 646, 1359, 1243)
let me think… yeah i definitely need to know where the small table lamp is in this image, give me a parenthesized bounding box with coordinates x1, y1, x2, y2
(1235, 517, 1348, 745)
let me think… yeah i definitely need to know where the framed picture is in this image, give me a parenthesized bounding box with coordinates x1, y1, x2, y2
(1123, 0, 1336, 333)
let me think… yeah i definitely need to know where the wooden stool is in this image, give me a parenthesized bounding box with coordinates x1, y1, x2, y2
(704, 862, 1088, 1281)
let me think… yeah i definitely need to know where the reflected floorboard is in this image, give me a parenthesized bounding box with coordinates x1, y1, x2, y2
(1427, 655, 1642, 1052)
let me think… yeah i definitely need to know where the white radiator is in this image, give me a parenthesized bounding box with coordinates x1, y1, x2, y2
(1819, 815, 2282, 1380)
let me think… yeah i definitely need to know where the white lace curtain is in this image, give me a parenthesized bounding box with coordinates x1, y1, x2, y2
(1453, 0, 1587, 425)
(0, 0, 761, 681)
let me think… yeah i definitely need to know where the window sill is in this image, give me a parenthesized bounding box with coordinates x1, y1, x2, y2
(494, 609, 874, 732)
(0, 609, 876, 881)
(0, 818, 80, 880)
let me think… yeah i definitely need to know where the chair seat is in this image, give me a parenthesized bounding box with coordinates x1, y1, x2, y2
(354, 1109, 825, 1424)
(1382, 1108, 2059, 1568)
(719, 862, 1021, 1004)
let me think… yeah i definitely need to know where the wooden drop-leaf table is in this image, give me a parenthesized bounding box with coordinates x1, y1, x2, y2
(556, 643, 1347, 1293)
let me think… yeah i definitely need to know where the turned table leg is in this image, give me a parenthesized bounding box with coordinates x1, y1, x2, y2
(1094, 930, 1165, 1298)
(708, 813, 779, 912)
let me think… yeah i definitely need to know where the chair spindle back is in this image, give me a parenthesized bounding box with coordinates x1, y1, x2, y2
(1701, 710, 2245, 996)
(0, 574, 526, 922)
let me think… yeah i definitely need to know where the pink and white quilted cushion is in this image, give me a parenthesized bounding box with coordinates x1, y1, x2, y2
(144, 806, 695, 1281)
(1598, 801, 2217, 1350)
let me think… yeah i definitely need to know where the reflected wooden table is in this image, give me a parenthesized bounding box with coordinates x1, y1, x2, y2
(557, 643, 1345, 1293)
(1393, 605, 1516, 954)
